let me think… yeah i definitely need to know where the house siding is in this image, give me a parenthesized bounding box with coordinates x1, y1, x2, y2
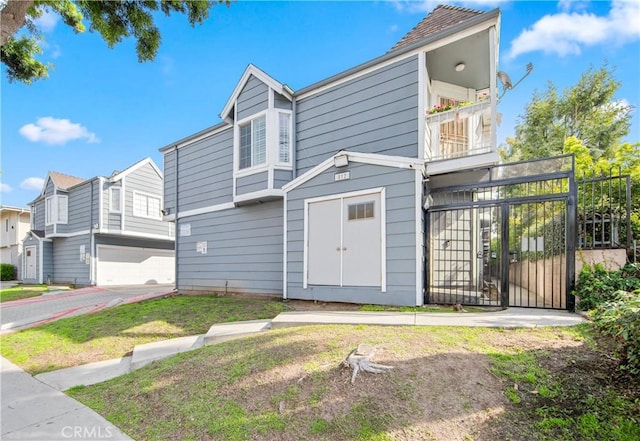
(274, 92, 292, 110)
(236, 171, 269, 195)
(52, 234, 91, 285)
(57, 181, 93, 234)
(164, 150, 177, 215)
(286, 162, 418, 306)
(274, 169, 293, 189)
(33, 200, 45, 230)
(237, 75, 269, 121)
(176, 200, 283, 294)
(102, 180, 122, 231)
(173, 129, 234, 213)
(124, 163, 172, 238)
(295, 55, 420, 175)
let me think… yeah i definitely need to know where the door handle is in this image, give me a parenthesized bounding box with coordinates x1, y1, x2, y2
(336, 247, 348, 251)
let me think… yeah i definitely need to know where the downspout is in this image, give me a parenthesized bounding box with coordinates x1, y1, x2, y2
(291, 97, 297, 179)
(89, 179, 95, 285)
(174, 146, 179, 292)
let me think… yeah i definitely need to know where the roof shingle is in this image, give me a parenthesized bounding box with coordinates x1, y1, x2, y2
(49, 171, 85, 190)
(390, 4, 485, 52)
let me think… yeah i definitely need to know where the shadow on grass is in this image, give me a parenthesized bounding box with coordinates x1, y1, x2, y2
(68, 324, 640, 441)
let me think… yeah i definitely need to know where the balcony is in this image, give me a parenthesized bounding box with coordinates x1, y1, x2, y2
(425, 100, 497, 172)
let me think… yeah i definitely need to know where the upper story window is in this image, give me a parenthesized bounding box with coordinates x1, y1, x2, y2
(45, 195, 68, 225)
(239, 115, 266, 170)
(279, 113, 291, 163)
(235, 110, 292, 174)
(110, 187, 122, 213)
(133, 191, 161, 220)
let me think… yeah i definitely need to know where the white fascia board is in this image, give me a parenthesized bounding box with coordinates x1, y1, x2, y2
(220, 64, 292, 121)
(283, 152, 425, 193)
(177, 202, 235, 219)
(97, 230, 175, 242)
(110, 157, 163, 182)
(47, 230, 92, 238)
(233, 189, 284, 204)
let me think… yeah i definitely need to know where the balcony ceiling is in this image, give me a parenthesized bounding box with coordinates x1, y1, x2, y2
(427, 30, 491, 91)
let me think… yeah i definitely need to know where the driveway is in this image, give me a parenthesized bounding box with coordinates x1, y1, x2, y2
(0, 285, 175, 333)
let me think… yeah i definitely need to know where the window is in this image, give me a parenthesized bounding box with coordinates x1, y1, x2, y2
(5, 219, 8, 232)
(239, 115, 266, 169)
(278, 113, 291, 163)
(110, 187, 122, 213)
(45, 195, 68, 225)
(348, 202, 375, 221)
(133, 192, 161, 219)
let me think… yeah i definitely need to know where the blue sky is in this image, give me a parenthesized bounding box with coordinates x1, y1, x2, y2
(1, 0, 639, 208)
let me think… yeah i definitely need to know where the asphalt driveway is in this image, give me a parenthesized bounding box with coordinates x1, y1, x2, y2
(0, 285, 175, 333)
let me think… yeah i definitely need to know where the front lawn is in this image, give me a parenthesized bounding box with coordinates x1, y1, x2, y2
(0, 295, 287, 374)
(68, 324, 640, 441)
(0, 284, 48, 303)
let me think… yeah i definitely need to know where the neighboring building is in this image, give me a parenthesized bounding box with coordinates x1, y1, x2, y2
(0, 206, 31, 279)
(22, 158, 175, 286)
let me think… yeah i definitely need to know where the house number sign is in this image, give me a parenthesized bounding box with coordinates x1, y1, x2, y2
(334, 171, 350, 182)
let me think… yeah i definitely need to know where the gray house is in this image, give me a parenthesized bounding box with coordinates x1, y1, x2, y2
(23, 158, 175, 286)
(161, 5, 576, 309)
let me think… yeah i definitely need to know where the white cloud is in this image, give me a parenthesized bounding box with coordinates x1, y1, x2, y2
(388, 24, 399, 33)
(20, 177, 45, 191)
(0, 183, 12, 193)
(19, 117, 100, 145)
(509, 0, 640, 59)
(33, 9, 59, 33)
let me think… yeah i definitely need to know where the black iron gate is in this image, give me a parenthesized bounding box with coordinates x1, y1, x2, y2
(425, 156, 577, 310)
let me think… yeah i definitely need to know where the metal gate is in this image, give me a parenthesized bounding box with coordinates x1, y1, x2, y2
(425, 156, 576, 310)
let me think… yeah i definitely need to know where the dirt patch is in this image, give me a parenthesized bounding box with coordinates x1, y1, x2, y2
(69, 324, 637, 441)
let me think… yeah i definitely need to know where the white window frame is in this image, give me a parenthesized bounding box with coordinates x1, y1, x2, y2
(45, 195, 68, 225)
(276, 110, 292, 166)
(237, 113, 267, 172)
(132, 191, 162, 220)
(110, 186, 122, 214)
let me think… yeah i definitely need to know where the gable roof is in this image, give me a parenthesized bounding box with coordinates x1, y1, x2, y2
(48, 171, 85, 190)
(390, 4, 485, 52)
(219, 64, 293, 122)
(109, 157, 162, 182)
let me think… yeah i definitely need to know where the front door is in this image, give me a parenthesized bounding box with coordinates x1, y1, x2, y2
(25, 245, 36, 280)
(307, 190, 383, 288)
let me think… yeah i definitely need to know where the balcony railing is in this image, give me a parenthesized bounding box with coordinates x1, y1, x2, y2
(425, 100, 493, 162)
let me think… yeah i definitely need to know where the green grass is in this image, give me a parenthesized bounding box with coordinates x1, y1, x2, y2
(65, 324, 639, 441)
(0, 295, 287, 374)
(0, 284, 48, 302)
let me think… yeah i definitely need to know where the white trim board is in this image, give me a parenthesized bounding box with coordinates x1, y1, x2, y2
(283, 151, 424, 192)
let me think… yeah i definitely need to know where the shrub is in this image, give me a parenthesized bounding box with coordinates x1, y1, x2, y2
(591, 290, 640, 376)
(0, 264, 17, 281)
(575, 263, 640, 311)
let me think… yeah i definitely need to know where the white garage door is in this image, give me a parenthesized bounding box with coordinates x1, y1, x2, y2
(97, 245, 175, 286)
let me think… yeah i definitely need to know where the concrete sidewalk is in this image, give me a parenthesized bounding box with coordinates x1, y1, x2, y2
(1, 357, 133, 440)
(2, 307, 587, 440)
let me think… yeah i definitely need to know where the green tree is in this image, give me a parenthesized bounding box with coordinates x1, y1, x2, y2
(502, 64, 633, 162)
(1, 0, 228, 84)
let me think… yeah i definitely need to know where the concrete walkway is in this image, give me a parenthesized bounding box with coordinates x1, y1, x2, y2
(2, 307, 586, 440)
(1, 285, 174, 333)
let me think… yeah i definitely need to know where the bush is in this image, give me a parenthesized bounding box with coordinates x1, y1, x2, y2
(0, 264, 17, 281)
(591, 290, 640, 376)
(575, 264, 640, 311)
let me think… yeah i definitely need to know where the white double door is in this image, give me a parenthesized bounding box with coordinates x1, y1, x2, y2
(307, 191, 382, 287)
